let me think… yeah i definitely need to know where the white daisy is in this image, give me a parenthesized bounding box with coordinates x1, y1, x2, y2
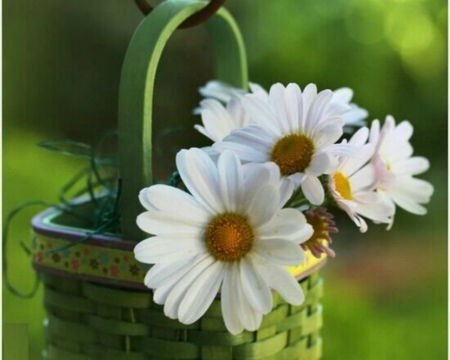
(194, 82, 267, 143)
(369, 115, 434, 217)
(213, 83, 357, 205)
(194, 97, 251, 143)
(328, 127, 395, 232)
(332, 87, 368, 132)
(134, 148, 313, 334)
(198, 81, 367, 132)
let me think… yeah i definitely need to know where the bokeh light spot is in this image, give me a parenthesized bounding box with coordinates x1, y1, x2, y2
(385, 5, 434, 54)
(345, 1, 386, 44)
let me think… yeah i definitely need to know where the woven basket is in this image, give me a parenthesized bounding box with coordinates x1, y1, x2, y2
(41, 271, 323, 360)
(31, 1, 327, 359)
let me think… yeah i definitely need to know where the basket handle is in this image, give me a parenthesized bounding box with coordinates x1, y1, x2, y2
(118, 0, 248, 240)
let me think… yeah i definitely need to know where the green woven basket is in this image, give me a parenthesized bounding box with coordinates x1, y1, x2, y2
(40, 272, 323, 360)
(31, 1, 326, 359)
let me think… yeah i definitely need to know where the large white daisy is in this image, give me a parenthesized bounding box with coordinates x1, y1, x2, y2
(213, 83, 357, 205)
(328, 127, 394, 232)
(134, 148, 313, 334)
(198, 80, 367, 133)
(369, 115, 434, 217)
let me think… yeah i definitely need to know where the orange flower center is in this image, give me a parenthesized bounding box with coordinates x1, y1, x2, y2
(271, 134, 315, 176)
(205, 213, 254, 262)
(333, 172, 353, 200)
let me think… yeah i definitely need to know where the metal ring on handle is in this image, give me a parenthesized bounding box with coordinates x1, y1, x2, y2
(134, 0, 227, 29)
(119, 0, 248, 239)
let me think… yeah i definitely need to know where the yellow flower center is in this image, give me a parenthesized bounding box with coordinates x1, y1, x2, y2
(271, 134, 315, 176)
(205, 213, 254, 262)
(333, 172, 353, 200)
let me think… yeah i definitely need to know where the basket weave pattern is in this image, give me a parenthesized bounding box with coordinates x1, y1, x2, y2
(41, 271, 323, 360)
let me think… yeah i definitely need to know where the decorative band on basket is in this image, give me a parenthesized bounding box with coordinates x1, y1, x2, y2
(32, 216, 327, 289)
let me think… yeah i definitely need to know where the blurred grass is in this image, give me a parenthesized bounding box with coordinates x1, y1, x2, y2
(3, 130, 84, 360)
(3, 0, 447, 359)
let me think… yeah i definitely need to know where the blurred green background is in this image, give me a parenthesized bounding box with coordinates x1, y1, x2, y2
(3, 0, 447, 359)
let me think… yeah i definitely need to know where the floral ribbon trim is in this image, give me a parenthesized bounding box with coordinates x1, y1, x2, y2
(32, 233, 326, 285)
(32, 234, 149, 285)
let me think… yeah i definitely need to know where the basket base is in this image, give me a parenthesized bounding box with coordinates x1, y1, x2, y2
(40, 271, 323, 360)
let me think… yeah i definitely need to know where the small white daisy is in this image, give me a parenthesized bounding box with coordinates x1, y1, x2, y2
(134, 149, 313, 334)
(194, 82, 267, 143)
(194, 97, 251, 143)
(213, 83, 357, 205)
(328, 127, 394, 232)
(369, 115, 434, 218)
(332, 88, 368, 132)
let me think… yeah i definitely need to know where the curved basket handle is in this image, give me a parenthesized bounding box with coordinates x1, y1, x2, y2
(118, 0, 248, 239)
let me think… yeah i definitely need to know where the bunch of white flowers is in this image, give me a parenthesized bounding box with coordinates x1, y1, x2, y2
(134, 81, 433, 334)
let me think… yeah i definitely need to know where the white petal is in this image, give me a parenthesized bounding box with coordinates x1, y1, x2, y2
(234, 264, 263, 331)
(287, 173, 305, 185)
(328, 143, 360, 158)
(240, 259, 272, 313)
(278, 177, 296, 207)
(285, 83, 303, 132)
(392, 157, 430, 176)
(178, 261, 224, 324)
(305, 89, 333, 134)
(314, 124, 343, 149)
(221, 263, 244, 334)
(226, 97, 250, 128)
(199, 81, 244, 103)
(258, 208, 307, 241)
(164, 254, 215, 319)
(134, 236, 203, 264)
(241, 94, 281, 136)
(394, 120, 413, 142)
(140, 185, 210, 218)
(349, 163, 376, 191)
(194, 124, 216, 142)
(213, 141, 269, 163)
(246, 184, 279, 227)
(249, 82, 269, 100)
(269, 83, 291, 133)
(301, 176, 325, 205)
(295, 223, 314, 245)
(143, 252, 200, 290)
(394, 177, 434, 202)
(176, 149, 223, 214)
(339, 143, 374, 178)
(348, 127, 370, 147)
(218, 150, 244, 212)
(306, 152, 331, 176)
(332, 87, 353, 104)
(136, 210, 205, 235)
(352, 197, 394, 224)
(242, 163, 272, 209)
(254, 238, 305, 266)
(225, 125, 275, 156)
(342, 107, 368, 126)
(301, 84, 318, 130)
(249, 254, 305, 305)
(200, 106, 234, 141)
(138, 188, 157, 211)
